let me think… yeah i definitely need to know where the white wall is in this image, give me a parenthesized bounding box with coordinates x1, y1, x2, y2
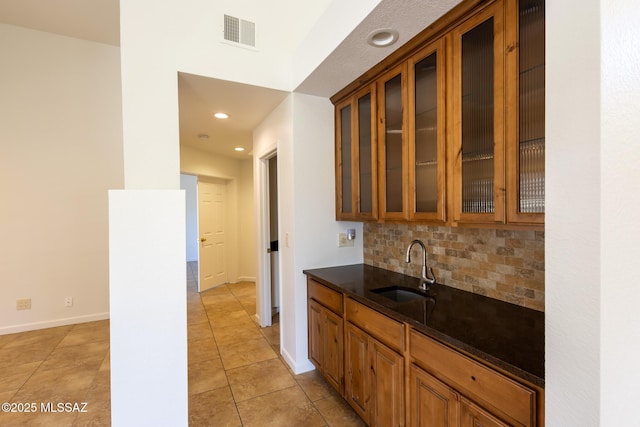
(547, 0, 640, 424)
(180, 174, 199, 262)
(253, 93, 363, 373)
(0, 24, 123, 334)
(238, 159, 257, 281)
(292, 0, 381, 89)
(114, 1, 336, 422)
(599, 0, 640, 424)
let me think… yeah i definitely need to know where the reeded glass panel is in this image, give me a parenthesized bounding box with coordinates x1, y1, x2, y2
(414, 53, 438, 213)
(385, 74, 404, 213)
(519, 0, 545, 213)
(358, 93, 373, 213)
(461, 19, 495, 213)
(340, 105, 352, 214)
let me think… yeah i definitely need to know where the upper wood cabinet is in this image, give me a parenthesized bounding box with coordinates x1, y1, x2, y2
(377, 64, 409, 221)
(505, 0, 545, 225)
(333, 0, 545, 228)
(335, 84, 377, 221)
(450, 2, 506, 225)
(408, 38, 447, 223)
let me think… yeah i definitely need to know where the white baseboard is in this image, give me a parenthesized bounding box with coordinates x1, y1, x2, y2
(0, 312, 110, 335)
(280, 346, 316, 375)
(237, 276, 256, 282)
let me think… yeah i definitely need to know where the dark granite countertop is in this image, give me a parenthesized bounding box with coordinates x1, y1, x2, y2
(303, 263, 544, 387)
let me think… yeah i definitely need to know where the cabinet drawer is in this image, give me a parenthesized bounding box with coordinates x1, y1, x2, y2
(346, 298, 404, 352)
(410, 330, 535, 427)
(308, 279, 343, 314)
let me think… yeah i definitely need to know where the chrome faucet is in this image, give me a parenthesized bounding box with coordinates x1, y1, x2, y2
(405, 239, 436, 290)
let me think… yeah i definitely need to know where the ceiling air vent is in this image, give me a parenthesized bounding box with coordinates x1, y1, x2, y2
(224, 14, 256, 48)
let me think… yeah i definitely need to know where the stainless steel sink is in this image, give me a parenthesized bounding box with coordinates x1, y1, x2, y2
(371, 286, 431, 303)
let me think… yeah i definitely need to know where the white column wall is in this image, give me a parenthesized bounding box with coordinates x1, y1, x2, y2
(600, 0, 640, 424)
(108, 191, 186, 426)
(547, 0, 640, 424)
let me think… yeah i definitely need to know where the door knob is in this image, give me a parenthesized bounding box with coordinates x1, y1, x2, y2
(200, 237, 207, 242)
(267, 248, 272, 253)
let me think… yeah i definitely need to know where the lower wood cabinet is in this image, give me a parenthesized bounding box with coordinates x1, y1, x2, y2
(345, 323, 369, 421)
(410, 330, 536, 427)
(307, 280, 344, 395)
(306, 277, 543, 427)
(345, 322, 405, 427)
(308, 299, 344, 394)
(409, 364, 459, 426)
(460, 397, 511, 427)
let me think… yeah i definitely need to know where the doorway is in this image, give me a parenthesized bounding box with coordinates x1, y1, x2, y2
(268, 156, 279, 320)
(256, 149, 279, 327)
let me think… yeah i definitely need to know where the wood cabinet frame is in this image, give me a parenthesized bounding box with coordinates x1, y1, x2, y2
(335, 84, 378, 221)
(450, 1, 507, 225)
(345, 322, 405, 427)
(505, 0, 545, 225)
(407, 38, 448, 223)
(377, 63, 410, 221)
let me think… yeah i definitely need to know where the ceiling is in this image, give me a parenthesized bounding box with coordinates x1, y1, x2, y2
(0, 0, 461, 160)
(178, 73, 289, 158)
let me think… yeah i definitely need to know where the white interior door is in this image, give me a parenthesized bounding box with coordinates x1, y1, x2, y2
(198, 178, 227, 291)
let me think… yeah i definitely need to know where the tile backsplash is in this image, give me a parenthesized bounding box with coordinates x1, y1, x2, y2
(363, 223, 545, 312)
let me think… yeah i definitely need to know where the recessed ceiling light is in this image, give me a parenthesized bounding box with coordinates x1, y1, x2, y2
(234, 147, 245, 152)
(366, 29, 399, 47)
(214, 112, 229, 119)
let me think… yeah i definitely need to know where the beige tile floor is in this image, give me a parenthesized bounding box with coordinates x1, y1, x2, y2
(0, 262, 364, 426)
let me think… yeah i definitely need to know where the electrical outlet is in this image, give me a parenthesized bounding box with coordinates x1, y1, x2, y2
(16, 298, 31, 310)
(64, 297, 73, 308)
(338, 233, 354, 248)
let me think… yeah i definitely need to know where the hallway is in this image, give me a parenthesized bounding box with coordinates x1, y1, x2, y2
(0, 263, 363, 426)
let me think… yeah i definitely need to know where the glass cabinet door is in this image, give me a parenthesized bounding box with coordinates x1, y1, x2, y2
(335, 85, 377, 220)
(378, 64, 408, 220)
(506, 0, 545, 223)
(451, 2, 505, 224)
(336, 101, 353, 218)
(356, 87, 377, 218)
(408, 39, 446, 222)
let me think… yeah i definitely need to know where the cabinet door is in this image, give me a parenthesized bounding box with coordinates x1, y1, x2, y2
(308, 300, 324, 369)
(460, 397, 511, 427)
(451, 2, 506, 224)
(505, 0, 545, 224)
(335, 99, 354, 219)
(345, 323, 370, 423)
(410, 364, 460, 427)
(335, 85, 377, 220)
(408, 38, 447, 223)
(369, 338, 405, 427)
(323, 308, 344, 394)
(378, 63, 409, 220)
